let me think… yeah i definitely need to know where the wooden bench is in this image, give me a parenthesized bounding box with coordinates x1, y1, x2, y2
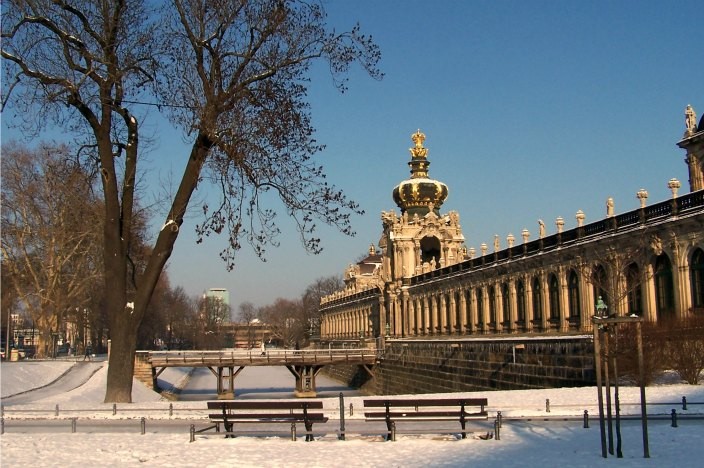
(363, 398, 489, 440)
(206, 401, 328, 441)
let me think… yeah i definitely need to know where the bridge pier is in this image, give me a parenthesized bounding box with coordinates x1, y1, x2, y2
(209, 365, 245, 399)
(286, 365, 324, 398)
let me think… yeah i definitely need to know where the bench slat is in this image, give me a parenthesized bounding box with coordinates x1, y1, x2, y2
(209, 413, 327, 421)
(364, 411, 487, 419)
(208, 401, 324, 410)
(363, 398, 487, 408)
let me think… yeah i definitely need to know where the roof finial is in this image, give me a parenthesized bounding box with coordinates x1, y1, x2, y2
(410, 129, 428, 158)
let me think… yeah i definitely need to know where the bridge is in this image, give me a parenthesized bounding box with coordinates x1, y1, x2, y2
(147, 348, 378, 398)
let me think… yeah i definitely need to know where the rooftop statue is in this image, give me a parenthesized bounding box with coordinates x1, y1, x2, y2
(685, 104, 697, 134)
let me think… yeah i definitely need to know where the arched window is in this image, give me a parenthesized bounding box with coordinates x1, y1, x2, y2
(532, 277, 542, 321)
(568, 270, 581, 321)
(691, 249, 704, 310)
(626, 263, 643, 316)
(549, 274, 560, 321)
(488, 286, 496, 325)
(420, 236, 441, 268)
(502, 283, 511, 323)
(592, 264, 609, 307)
(516, 280, 526, 323)
(476, 288, 484, 328)
(655, 254, 675, 319)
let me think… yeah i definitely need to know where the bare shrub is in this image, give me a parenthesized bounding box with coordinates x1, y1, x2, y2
(614, 322, 667, 386)
(664, 315, 704, 384)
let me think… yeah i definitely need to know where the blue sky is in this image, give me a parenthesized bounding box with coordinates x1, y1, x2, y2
(3, 1, 703, 314)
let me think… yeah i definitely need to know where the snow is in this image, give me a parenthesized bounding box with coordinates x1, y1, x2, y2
(1, 357, 703, 467)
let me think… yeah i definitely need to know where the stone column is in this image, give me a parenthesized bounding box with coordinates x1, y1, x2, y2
(494, 283, 503, 333)
(509, 279, 518, 333)
(674, 245, 693, 319)
(540, 273, 550, 331)
(459, 288, 468, 334)
(469, 289, 478, 334)
(580, 271, 594, 332)
(481, 286, 490, 334)
(439, 293, 447, 335)
(643, 263, 658, 322)
(559, 270, 570, 332)
(525, 276, 534, 332)
(423, 296, 431, 335)
(449, 290, 457, 334)
(408, 296, 416, 336)
(430, 294, 439, 335)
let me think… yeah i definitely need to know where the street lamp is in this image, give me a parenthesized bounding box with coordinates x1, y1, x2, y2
(596, 296, 608, 318)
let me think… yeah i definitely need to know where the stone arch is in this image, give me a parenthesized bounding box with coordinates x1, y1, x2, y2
(690, 247, 704, 312)
(420, 235, 441, 268)
(516, 279, 526, 324)
(567, 269, 581, 323)
(488, 285, 497, 326)
(626, 262, 644, 316)
(501, 282, 511, 324)
(548, 273, 560, 323)
(654, 253, 675, 319)
(592, 263, 609, 306)
(532, 276, 543, 323)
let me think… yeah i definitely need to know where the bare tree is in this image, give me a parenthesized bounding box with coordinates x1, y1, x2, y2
(301, 275, 343, 341)
(259, 298, 303, 347)
(1, 143, 102, 358)
(2, 1, 381, 401)
(238, 301, 258, 348)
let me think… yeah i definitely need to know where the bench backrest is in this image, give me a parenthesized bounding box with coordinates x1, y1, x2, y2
(208, 401, 324, 411)
(363, 398, 487, 408)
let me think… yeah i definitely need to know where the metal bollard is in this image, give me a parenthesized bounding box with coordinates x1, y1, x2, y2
(545, 399, 550, 413)
(1, 417, 4, 435)
(338, 392, 346, 441)
(390, 421, 396, 442)
(1, 404, 4, 417)
(671, 409, 678, 428)
(113, 403, 117, 416)
(169, 403, 173, 417)
(291, 423, 297, 441)
(350, 403, 354, 416)
(494, 419, 500, 440)
(141, 417, 146, 435)
(497, 411, 502, 428)
(682, 396, 687, 410)
(583, 410, 589, 428)
(190, 424, 195, 443)
(55, 404, 60, 416)
(71, 418, 77, 433)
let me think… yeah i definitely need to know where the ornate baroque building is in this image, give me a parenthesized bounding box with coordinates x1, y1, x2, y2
(320, 108, 704, 341)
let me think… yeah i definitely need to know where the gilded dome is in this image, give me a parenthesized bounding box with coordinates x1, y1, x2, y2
(392, 130, 448, 216)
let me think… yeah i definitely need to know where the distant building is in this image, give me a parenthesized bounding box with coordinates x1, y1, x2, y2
(206, 288, 230, 306)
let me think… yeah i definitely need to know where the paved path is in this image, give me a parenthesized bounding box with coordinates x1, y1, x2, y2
(2, 361, 104, 406)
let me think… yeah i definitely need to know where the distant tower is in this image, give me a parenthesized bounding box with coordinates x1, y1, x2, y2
(677, 104, 704, 192)
(380, 130, 465, 283)
(206, 288, 231, 320)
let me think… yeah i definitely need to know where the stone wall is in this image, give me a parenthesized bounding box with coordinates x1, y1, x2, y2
(322, 337, 594, 395)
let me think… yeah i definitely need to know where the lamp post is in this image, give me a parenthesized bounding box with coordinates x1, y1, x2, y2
(596, 296, 608, 318)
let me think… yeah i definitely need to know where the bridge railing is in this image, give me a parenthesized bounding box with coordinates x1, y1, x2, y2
(148, 348, 378, 366)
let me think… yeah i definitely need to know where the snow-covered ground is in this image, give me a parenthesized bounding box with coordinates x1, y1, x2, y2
(1, 358, 703, 467)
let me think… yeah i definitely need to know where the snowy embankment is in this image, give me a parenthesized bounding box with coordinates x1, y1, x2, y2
(1, 359, 703, 467)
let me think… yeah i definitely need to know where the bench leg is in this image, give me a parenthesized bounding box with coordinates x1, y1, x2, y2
(385, 419, 395, 441)
(460, 419, 467, 439)
(305, 422, 314, 442)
